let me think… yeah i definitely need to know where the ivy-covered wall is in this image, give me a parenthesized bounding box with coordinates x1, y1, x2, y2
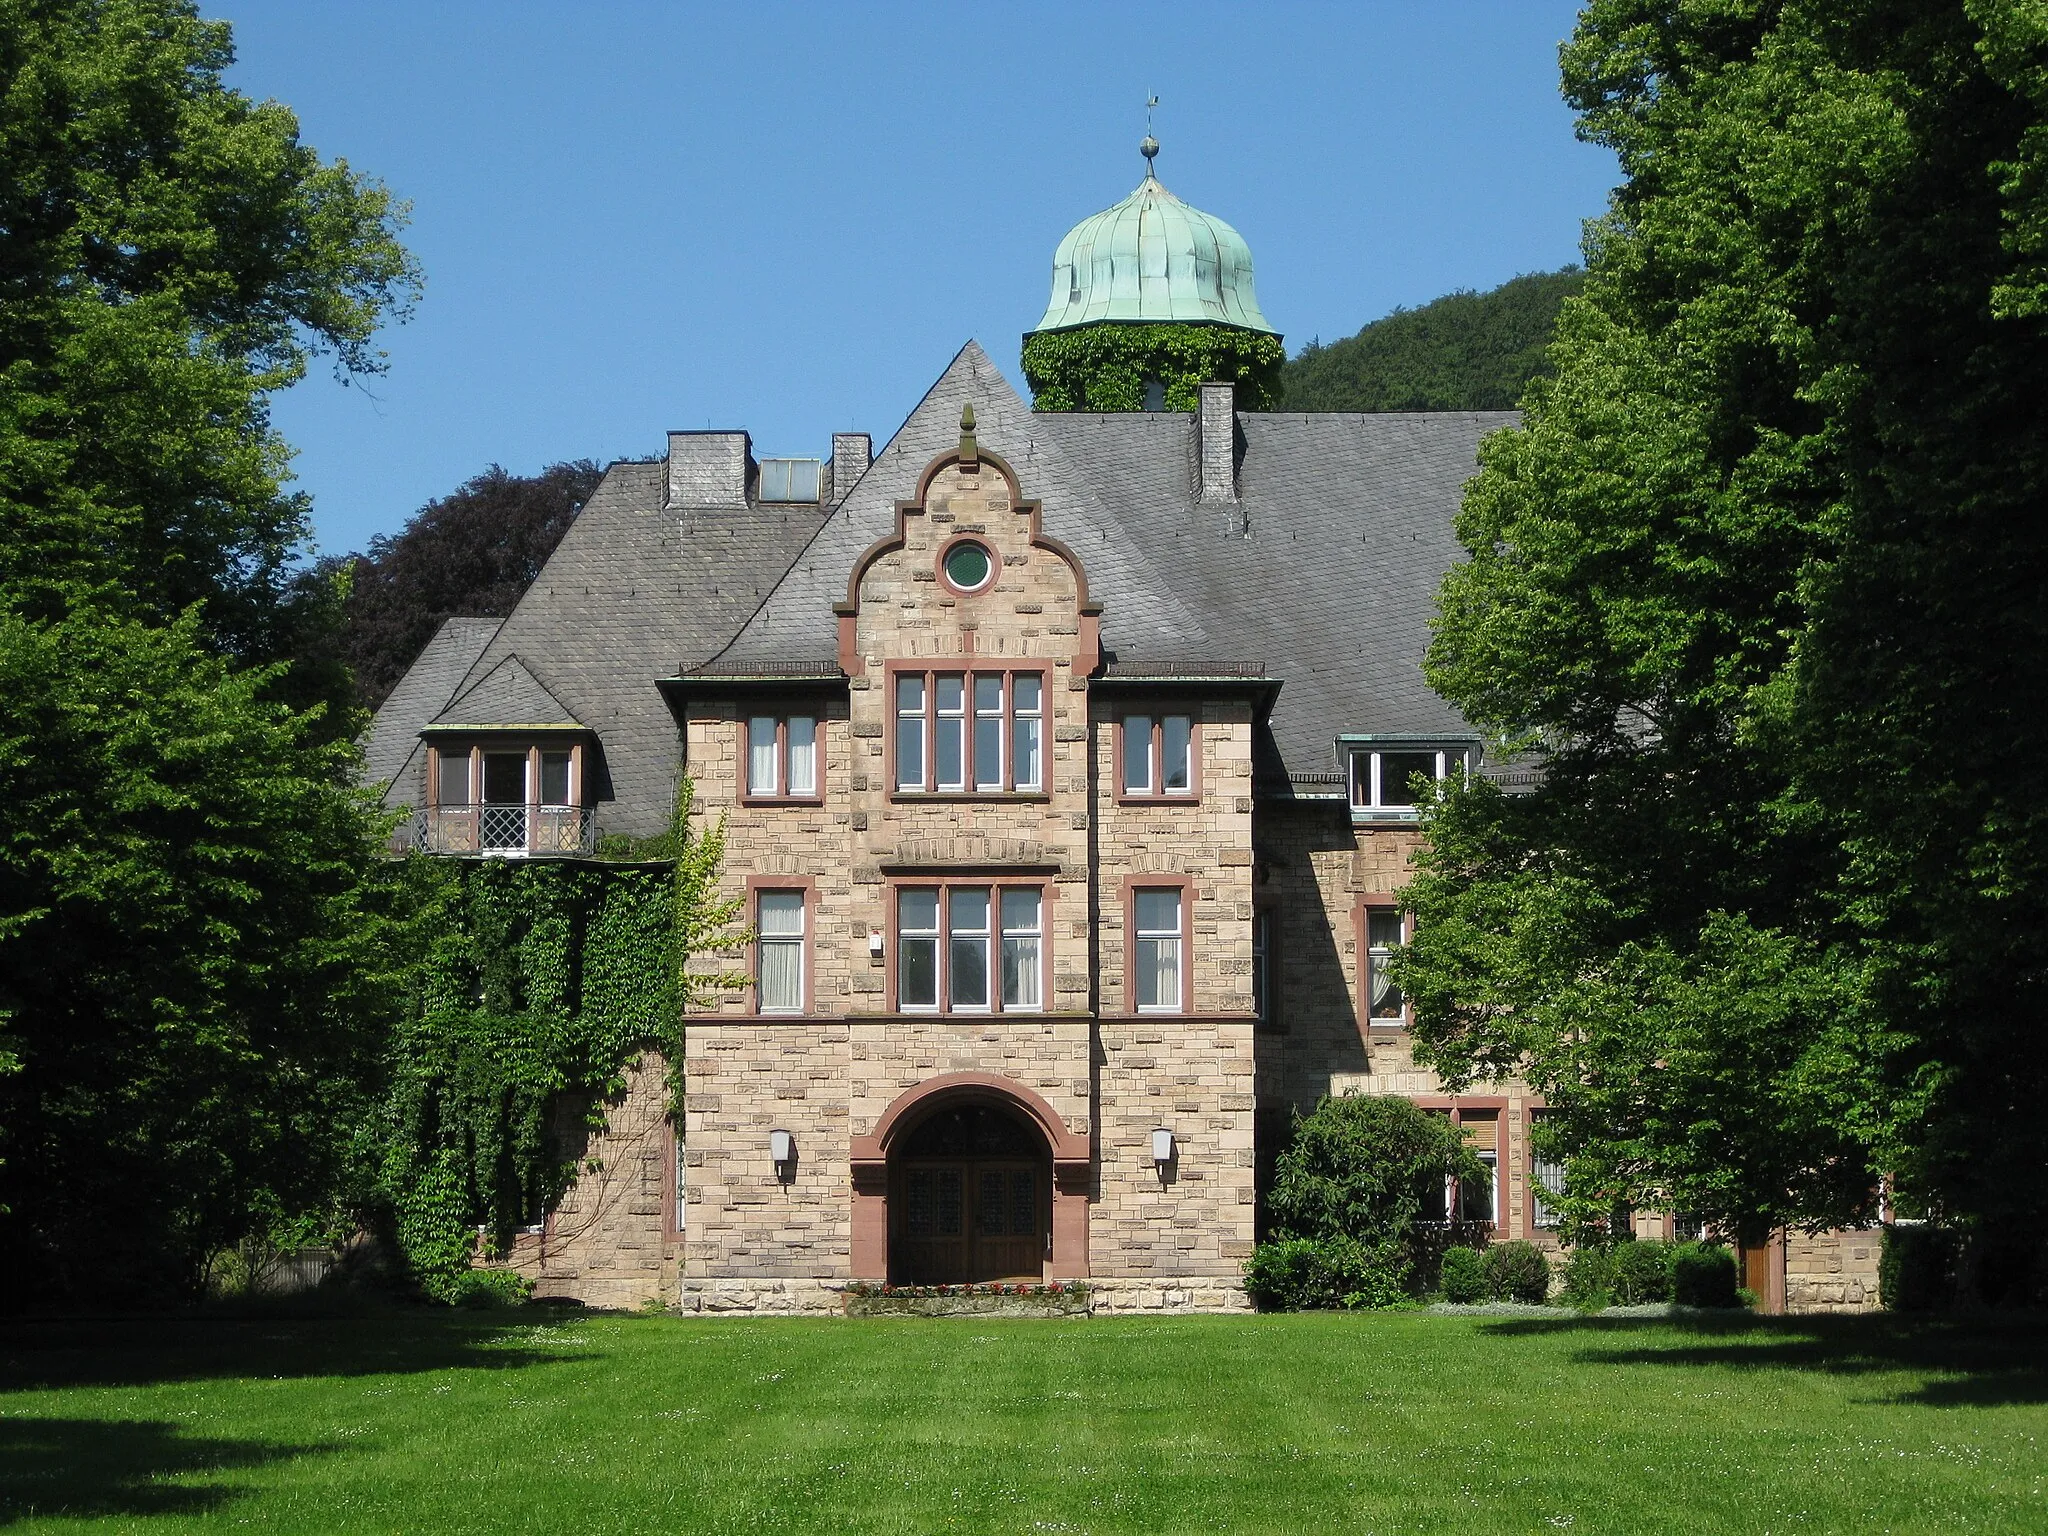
(1022, 323, 1285, 412)
(379, 858, 679, 1299)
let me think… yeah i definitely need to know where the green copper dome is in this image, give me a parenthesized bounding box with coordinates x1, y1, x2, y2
(1030, 143, 1277, 336)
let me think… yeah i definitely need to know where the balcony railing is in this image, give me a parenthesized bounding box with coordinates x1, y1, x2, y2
(411, 803, 596, 857)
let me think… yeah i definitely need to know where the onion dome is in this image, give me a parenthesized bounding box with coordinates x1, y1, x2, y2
(1029, 138, 1277, 336)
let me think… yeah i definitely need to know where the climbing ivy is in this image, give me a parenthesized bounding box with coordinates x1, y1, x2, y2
(1022, 324, 1285, 412)
(377, 783, 744, 1300)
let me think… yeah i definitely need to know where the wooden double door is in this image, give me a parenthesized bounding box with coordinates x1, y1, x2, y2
(889, 1103, 1050, 1284)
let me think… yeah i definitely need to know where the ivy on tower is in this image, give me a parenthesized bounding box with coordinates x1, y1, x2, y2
(1022, 135, 1284, 412)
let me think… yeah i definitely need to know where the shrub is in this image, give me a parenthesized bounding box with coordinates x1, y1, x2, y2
(453, 1267, 532, 1309)
(1671, 1242, 1740, 1308)
(1609, 1240, 1674, 1304)
(1261, 1093, 1486, 1302)
(1244, 1235, 1407, 1311)
(1880, 1224, 1962, 1311)
(1440, 1245, 1488, 1303)
(1484, 1241, 1552, 1303)
(1244, 1239, 1324, 1310)
(1560, 1245, 1614, 1309)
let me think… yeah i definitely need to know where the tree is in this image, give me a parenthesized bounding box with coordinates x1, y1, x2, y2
(1400, 1, 2048, 1252)
(338, 460, 604, 710)
(0, 0, 419, 1300)
(1279, 269, 1584, 412)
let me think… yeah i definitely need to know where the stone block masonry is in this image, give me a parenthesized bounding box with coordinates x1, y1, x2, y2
(504, 1053, 676, 1311)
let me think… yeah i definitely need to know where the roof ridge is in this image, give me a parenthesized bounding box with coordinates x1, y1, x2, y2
(702, 341, 1026, 670)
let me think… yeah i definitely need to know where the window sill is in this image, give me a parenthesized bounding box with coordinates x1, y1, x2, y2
(1352, 808, 1422, 825)
(888, 790, 1051, 803)
(738, 795, 826, 808)
(1115, 793, 1201, 806)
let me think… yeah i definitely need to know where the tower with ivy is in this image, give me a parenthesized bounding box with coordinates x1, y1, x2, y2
(1022, 135, 1283, 412)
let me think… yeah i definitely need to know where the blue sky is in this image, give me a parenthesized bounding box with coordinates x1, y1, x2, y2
(217, 2, 1616, 556)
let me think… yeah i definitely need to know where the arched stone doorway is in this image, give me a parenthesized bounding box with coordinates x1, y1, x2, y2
(849, 1072, 1092, 1284)
(889, 1100, 1050, 1284)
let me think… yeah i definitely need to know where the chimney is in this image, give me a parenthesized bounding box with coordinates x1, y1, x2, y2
(831, 432, 872, 505)
(1197, 381, 1239, 509)
(666, 430, 751, 510)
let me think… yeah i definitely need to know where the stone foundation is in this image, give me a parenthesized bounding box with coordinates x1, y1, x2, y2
(671, 1274, 1253, 1315)
(1084, 1276, 1252, 1313)
(677, 1277, 849, 1315)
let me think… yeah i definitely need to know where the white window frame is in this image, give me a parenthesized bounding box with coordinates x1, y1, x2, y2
(894, 881, 1049, 1015)
(1132, 887, 1186, 1014)
(1461, 1147, 1500, 1226)
(538, 749, 575, 808)
(894, 668, 1049, 795)
(746, 713, 819, 799)
(1121, 713, 1196, 799)
(1346, 742, 1474, 820)
(755, 888, 807, 1015)
(1530, 1111, 1565, 1229)
(1365, 906, 1408, 1027)
(757, 458, 822, 503)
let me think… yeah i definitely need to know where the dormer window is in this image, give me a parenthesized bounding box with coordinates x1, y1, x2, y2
(758, 458, 821, 503)
(419, 740, 590, 855)
(1347, 741, 1473, 820)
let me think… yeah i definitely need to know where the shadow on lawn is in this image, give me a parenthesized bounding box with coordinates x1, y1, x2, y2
(0, 1416, 329, 1525)
(1478, 1312, 2048, 1408)
(0, 1307, 596, 1393)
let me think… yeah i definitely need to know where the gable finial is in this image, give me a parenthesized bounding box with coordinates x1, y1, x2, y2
(959, 403, 978, 468)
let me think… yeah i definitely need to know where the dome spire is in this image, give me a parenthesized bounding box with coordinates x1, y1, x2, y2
(1141, 93, 1159, 174)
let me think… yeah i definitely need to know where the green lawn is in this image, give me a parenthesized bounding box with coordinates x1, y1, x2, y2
(2, 1308, 2043, 1534)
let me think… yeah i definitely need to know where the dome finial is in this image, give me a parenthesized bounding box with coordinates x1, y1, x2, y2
(1141, 93, 1159, 173)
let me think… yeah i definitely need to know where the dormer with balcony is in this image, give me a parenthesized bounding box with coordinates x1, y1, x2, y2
(415, 656, 596, 856)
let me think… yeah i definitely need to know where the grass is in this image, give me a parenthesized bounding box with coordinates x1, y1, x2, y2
(1, 1307, 2044, 1534)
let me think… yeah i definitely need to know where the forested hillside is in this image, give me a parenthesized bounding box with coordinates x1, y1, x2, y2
(1279, 268, 1583, 412)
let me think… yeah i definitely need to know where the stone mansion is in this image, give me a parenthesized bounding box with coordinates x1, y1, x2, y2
(364, 153, 1878, 1314)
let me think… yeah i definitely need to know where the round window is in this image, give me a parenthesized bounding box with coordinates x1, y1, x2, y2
(943, 540, 994, 592)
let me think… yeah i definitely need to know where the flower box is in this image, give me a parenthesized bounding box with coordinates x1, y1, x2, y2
(842, 1281, 1092, 1318)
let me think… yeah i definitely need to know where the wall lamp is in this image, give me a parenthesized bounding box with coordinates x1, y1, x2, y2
(1152, 1127, 1175, 1177)
(770, 1128, 796, 1182)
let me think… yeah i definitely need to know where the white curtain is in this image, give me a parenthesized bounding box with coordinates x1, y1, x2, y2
(748, 717, 778, 795)
(786, 717, 816, 795)
(757, 891, 804, 1012)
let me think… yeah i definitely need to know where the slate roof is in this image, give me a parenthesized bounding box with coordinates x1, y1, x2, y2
(712, 340, 1507, 791)
(371, 457, 831, 835)
(360, 616, 500, 808)
(367, 338, 1506, 826)
(428, 655, 583, 730)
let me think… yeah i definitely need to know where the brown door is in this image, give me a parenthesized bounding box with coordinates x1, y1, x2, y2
(889, 1102, 1051, 1284)
(895, 1161, 1044, 1283)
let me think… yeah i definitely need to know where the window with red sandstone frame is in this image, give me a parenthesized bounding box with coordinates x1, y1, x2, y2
(1121, 713, 1195, 798)
(745, 713, 818, 799)
(894, 668, 1044, 793)
(893, 882, 1046, 1012)
(1132, 888, 1185, 1012)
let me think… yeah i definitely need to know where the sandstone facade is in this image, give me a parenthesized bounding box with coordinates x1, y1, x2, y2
(377, 353, 1881, 1317)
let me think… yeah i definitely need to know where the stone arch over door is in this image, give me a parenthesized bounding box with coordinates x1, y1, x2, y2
(850, 1072, 1091, 1282)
